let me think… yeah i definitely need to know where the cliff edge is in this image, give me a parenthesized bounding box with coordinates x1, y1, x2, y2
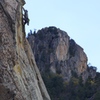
(0, 0, 50, 100)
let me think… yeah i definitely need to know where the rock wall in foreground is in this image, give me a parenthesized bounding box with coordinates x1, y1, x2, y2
(0, 0, 50, 100)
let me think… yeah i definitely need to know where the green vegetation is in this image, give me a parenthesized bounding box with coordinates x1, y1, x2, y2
(42, 73, 64, 100)
(42, 71, 100, 100)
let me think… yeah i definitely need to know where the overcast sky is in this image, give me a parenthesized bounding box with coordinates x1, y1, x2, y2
(24, 0, 100, 72)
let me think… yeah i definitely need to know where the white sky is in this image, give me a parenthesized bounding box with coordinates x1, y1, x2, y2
(24, 0, 100, 72)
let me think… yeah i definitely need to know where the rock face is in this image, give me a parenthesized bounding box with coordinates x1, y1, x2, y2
(28, 26, 96, 82)
(0, 0, 50, 100)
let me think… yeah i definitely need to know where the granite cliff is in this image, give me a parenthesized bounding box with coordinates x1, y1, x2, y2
(0, 0, 50, 100)
(27, 26, 96, 82)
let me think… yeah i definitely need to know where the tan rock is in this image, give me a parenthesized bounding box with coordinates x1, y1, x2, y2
(56, 33, 69, 61)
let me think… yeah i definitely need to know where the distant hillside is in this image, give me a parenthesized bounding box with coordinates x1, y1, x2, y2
(27, 26, 96, 82)
(27, 26, 100, 100)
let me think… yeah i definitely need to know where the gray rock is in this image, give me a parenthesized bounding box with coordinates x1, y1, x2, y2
(0, 0, 51, 100)
(28, 26, 96, 82)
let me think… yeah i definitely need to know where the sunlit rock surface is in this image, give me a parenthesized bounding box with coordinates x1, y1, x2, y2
(0, 0, 50, 100)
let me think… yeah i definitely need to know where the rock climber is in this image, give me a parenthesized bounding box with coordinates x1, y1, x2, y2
(23, 8, 29, 25)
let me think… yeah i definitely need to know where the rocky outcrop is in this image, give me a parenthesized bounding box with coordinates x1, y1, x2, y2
(0, 0, 50, 100)
(28, 26, 96, 82)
